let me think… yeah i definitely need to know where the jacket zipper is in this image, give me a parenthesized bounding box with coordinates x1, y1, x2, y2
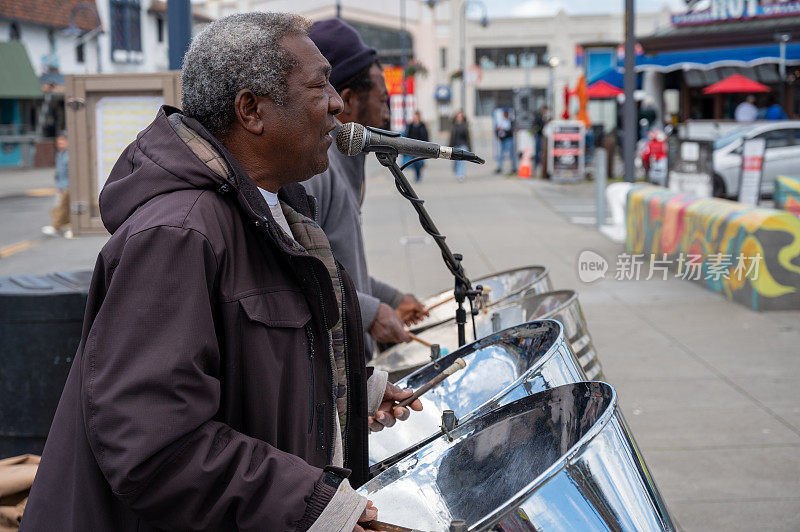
(335, 262, 351, 464)
(310, 267, 336, 464)
(304, 326, 315, 434)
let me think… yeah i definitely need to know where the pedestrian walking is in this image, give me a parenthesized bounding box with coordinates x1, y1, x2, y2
(41, 134, 72, 239)
(403, 111, 429, 182)
(534, 105, 550, 169)
(495, 109, 517, 175)
(449, 110, 471, 182)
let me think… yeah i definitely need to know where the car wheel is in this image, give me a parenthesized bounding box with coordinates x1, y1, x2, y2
(712, 174, 727, 198)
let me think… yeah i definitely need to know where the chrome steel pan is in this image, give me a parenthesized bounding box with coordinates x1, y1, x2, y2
(360, 382, 675, 531)
(369, 320, 585, 469)
(411, 266, 552, 333)
(373, 289, 603, 382)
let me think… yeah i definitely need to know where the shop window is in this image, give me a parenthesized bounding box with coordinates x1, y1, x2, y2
(586, 49, 615, 80)
(111, 0, 142, 61)
(475, 47, 547, 70)
(476, 89, 514, 116)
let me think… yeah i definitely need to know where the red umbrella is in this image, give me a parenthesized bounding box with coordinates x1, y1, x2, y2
(702, 73, 770, 95)
(587, 80, 624, 99)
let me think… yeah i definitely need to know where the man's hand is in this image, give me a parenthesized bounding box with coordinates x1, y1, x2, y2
(395, 293, 429, 326)
(353, 500, 378, 531)
(369, 303, 411, 344)
(369, 382, 423, 432)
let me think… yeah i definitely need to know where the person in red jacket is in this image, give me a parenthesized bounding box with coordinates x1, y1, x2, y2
(641, 130, 667, 179)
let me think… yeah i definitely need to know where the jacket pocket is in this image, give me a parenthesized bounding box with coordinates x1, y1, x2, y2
(238, 290, 312, 328)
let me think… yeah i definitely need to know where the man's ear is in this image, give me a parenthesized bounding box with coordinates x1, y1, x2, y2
(339, 87, 358, 117)
(233, 89, 265, 135)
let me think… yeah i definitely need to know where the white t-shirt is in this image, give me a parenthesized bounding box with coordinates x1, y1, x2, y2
(735, 102, 758, 123)
(258, 187, 293, 239)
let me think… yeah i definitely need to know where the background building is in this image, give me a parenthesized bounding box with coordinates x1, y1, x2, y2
(200, 0, 671, 145)
(0, 0, 211, 167)
(638, 1, 800, 122)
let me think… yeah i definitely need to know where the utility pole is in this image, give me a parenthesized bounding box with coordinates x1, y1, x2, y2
(778, 33, 790, 110)
(622, 0, 636, 183)
(168, 0, 192, 70)
(400, 0, 408, 131)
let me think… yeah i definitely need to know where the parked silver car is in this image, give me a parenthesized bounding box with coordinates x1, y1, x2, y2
(712, 121, 800, 198)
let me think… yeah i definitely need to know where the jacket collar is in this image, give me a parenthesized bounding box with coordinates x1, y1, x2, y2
(173, 107, 340, 325)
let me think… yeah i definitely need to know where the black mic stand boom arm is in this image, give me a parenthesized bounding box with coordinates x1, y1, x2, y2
(374, 150, 482, 347)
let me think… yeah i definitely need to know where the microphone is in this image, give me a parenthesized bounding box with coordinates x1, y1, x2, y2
(335, 122, 485, 164)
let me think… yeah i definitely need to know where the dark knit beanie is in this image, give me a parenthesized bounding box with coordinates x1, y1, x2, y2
(309, 19, 377, 93)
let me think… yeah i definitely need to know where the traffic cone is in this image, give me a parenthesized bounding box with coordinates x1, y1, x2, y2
(518, 148, 532, 178)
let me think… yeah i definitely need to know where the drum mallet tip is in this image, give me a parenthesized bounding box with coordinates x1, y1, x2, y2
(396, 358, 467, 409)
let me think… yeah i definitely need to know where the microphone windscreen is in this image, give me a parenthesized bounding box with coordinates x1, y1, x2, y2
(335, 122, 366, 156)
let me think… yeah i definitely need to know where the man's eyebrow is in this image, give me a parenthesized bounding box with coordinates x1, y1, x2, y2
(318, 64, 332, 79)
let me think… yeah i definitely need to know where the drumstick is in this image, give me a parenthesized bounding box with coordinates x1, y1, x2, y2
(408, 332, 432, 348)
(424, 295, 454, 312)
(396, 358, 466, 408)
(424, 286, 492, 313)
(362, 520, 427, 532)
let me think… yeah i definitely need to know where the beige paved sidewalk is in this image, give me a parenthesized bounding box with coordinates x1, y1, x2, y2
(361, 157, 800, 531)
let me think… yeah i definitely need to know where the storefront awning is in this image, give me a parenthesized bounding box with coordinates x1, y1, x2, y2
(588, 68, 624, 88)
(587, 81, 624, 99)
(0, 42, 43, 99)
(636, 43, 800, 73)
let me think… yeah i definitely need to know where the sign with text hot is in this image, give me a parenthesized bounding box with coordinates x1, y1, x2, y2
(383, 66, 414, 96)
(672, 0, 800, 26)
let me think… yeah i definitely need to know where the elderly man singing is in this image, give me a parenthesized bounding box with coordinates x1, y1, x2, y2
(22, 13, 420, 532)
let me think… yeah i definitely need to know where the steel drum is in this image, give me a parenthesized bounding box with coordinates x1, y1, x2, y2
(412, 266, 552, 333)
(370, 320, 586, 469)
(360, 382, 675, 531)
(373, 290, 603, 382)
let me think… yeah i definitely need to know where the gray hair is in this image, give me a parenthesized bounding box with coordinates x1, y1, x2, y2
(181, 12, 311, 136)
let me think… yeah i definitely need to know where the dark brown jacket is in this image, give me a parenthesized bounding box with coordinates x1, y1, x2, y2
(21, 107, 370, 531)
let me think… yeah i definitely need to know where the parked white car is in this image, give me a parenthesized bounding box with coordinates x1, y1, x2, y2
(712, 121, 800, 198)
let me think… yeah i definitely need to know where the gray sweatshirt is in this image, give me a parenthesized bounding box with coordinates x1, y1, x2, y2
(302, 146, 403, 356)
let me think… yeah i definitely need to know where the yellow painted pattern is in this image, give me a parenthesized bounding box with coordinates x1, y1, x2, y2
(626, 185, 800, 310)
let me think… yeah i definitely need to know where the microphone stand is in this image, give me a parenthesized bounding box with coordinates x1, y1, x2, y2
(374, 150, 482, 347)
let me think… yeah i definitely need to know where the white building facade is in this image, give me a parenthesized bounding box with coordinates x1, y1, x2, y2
(196, 0, 672, 141)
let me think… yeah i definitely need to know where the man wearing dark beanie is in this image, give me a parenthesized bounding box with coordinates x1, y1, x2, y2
(304, 19, 428, 358)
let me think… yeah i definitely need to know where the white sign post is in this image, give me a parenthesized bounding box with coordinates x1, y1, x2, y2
(738, 137, 766, 206)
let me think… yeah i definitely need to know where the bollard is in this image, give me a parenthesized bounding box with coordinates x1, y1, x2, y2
(595, 148, 607, 228)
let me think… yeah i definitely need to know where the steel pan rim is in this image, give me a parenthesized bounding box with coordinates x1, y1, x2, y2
(467, 265, 550, 308)
(374, 290, 582, 375)
(470, 381, 619, 530)
(421, 265, 550, 311)
(398, 318, 566, 394)
(522, 289, 578, 318)
(369, 320, 572, 470)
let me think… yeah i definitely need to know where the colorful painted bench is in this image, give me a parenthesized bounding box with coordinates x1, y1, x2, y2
(626, 185, 800, 311)
(774, 175, 800, 216)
